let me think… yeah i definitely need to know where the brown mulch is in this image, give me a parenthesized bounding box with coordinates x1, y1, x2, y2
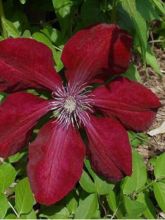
(137, 48, 165, 160)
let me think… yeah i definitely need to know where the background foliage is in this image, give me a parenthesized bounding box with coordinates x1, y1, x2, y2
(0, 0, 164, 218)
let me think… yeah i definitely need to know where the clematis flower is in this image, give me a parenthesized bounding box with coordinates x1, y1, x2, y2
(0, 24, 160, 205)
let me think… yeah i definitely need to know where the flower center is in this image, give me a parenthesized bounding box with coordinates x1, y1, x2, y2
(64, 96, 76, 113)
(51, 85, 93, 127)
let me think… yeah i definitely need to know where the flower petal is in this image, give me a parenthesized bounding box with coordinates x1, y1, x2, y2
(0, 92, 49, 158)
(92, 77, 160, 131)
(85, 116, 132, 182)
(28, 121, 85, 205)
(62, 24, 132, 85)
(0, 38, 62, 92)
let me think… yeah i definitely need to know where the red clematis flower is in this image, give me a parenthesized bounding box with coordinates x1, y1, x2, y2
(0, 24, 160, 205)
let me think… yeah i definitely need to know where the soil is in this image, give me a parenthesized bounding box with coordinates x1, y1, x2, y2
(137, 48, 165, 160)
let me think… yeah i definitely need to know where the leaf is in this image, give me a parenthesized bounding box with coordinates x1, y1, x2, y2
(137, 192, 156, 219)
(121, 0, 147, 60)
(32, 32, 53, 49)
(80, 0, 105, 27)
(124, 64, 142, 82)
(41, 26, 64, 45)
(152, 0, 165, 14)
(148, 121, 165, 136)
(94, 175, 114, 195)
(135, 0, 159, 21)
(15, 178, 35, 215)
(79, 170, 96, 193)
(106, 190, 118, 212)
(154, 153, 165, 180)
(0, 163, 16, 193)
(1, 17, 20, 38)
(66, 196, 78, 214)
(75, 194, 98, 219)
(153, 182, 165, 212)
(106, 191, 124, 219)
(121, 151, 147, 194)
(53, 49, 64, 72)
(19, 0, 27, 4)
(21, 209, 37, 219)
(146, 49, 161, 75)
(9, 152, 25, 163)
(40, 205, 70, 219)
(123, 195, 146, 218)
(52, 0, 73, 35)
(0, 194, 9, 218)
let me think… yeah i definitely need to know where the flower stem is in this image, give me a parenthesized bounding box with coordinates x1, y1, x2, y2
(8, 201, 20, 218)
(111, 0, 119, 23)
(133, 176, 165, 196)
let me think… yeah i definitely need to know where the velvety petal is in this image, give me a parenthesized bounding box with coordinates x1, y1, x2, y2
(85, 116, 132, 182)
(28, 121, 85, 205)
(0, 38, 62, 92)
(62, 24, 132, 85)
(92, 77, 160, 131)
(0, 92, 49, 158)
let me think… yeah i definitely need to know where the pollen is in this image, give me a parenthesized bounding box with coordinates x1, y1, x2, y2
(64, 96, 76, 113)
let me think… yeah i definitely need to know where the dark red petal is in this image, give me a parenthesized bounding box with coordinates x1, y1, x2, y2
(92, 77, 160, 131)
(62, 24, 132, 85)
(85, 116, 132, 182)
(0, 38, 62, 92)
(0, 92, 49, 158)
(28, 121, 85, 205)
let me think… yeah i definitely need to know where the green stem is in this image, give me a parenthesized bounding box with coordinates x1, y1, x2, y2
(8, 201, 20, 218)
(134, 176, 165, 195)
(111, 0, 118, 23)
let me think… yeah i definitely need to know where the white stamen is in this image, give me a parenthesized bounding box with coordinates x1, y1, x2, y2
(51, 85, 94, 127)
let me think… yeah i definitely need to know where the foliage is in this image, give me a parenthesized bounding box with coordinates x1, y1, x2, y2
(0, 0, 164, 218)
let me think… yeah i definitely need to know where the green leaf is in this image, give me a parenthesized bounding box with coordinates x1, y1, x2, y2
(80, 0, 105, 27)
(21, 209, 37, 219)
(154, 153, 165, 180)
(84, 159, 97, 179)
(128, 131, 148, 148)
(32, 32, 53, 49)
(123, 195, 146, 218)
(0, 194, 9, 218)
(137, 192, 156, 219)
(106, 191, 124, 219)
(153, 182, 165, 212)
(135, 0, 159, 21)
(40, 205, 70, 219)
(19, 0, 27, 4)
(52, 0, 73, 35)
(41, 26, 64, 45)
(9, 152, 25, 163)
(15, 178, 35, 215)
(106, 190, 117, 212)
(152, 0, 165, 14)
(1, 17, 20, 38)
(124, 64, 141, 82)
(121, 151, 147, 194)
(66, 196, 78, 214)
(0, 163, 16, 193)
(75, 194, 98, 219)
(53, 49, 64, 72)
(79, 170, 96, 193)
(94, 175, 114, 195)
(146, 48, 161, 75)
(121, 0, 147, 60)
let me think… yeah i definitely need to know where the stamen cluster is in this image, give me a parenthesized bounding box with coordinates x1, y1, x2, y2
(51, 84, 93, 127)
